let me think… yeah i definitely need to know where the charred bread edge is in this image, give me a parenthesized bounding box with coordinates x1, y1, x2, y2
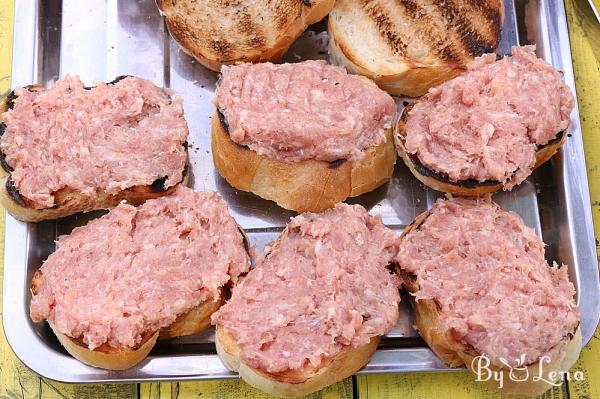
(398, 208, 582, 397)
(395, 103, 567, 196)
(0, 78, 190, 222)
(156, 0, 335, 72)
(30, 224, 251, 371)
(211, 110, 396, 213)
(327, 3, 505, 98)
(328, 26, 466, 98)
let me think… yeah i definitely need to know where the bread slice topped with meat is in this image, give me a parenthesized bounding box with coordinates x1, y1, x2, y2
(0, 75, 189, 222)
(212, 60, 397, 213)
(212, 203, 401, 397)
(396, 197, 581, 396)
(157, 0, 334, 72)
(328, 0, 504, 97)
(396, 46, 575, 196)
(29, 186, 251, 370)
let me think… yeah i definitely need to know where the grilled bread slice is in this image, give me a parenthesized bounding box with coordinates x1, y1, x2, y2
(0, 77, 189, 222)
(157, 0, 335, 72)
(328, 0, 504, 97)
(212, 204, 401, 397)
(395, 103, 566, 196)
(397, 199, 582, 396)
(32, 270, 226, 370)
(211, 112, 396, 213)
(29, 188, 251, 370)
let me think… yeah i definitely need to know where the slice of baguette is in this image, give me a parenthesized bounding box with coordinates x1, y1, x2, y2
(211, 112, 396, 213)
(156, 0, 334, 72)
(327, 0, 504, 97)
(0, 82, 189, 222)
(32, 253, 235, 371)
(395, 103, 566, 196)
(216, 323, 381, 398)
(398, 210, 582, 397)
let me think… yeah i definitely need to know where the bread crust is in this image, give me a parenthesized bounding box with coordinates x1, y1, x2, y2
(328, 30, 465, 98)
(327, 0, 504, 97)
(0, 86, 189, 222)
(395, 103, 566, 196)
(215, 327, 381, 398)
(211, 112, 396, 213)
(156, 0, 335, 72)
(31, 268, 227, 370)
(398, 210, 582, 397)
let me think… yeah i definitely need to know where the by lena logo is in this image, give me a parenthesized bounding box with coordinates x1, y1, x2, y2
(471, 354, 584, 389)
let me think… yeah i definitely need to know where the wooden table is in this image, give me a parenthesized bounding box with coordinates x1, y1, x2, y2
(1, 1, 598, 398)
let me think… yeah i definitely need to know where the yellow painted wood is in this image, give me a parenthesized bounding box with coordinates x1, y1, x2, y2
(356, 374, 568, 399)
(0, 0, 12, 98)
(139, 378, 353, 399)
(564, 1, 600, 398)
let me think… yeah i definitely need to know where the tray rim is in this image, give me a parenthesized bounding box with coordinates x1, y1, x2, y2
(2, 0, 599, 384)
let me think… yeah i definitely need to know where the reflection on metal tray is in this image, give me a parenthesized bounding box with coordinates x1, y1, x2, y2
(3, 0, 599, 383)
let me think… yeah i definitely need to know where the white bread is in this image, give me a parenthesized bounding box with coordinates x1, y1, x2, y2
(32, 270, 226, 370)
(395, 103, 566, 196)
(328, 0, 504, 97)
(211, 112, 396, 213)
(398, 209, 582, 397)
(216, 324, 381, 398)
(157, 0, 335, 72)
(0, 83, 189, 222)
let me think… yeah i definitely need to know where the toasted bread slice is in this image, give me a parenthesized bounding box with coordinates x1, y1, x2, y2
(31, 269, 225, 370)
(328, 0, 504, 97)
(30, 223, 250, 371)
(398, 208, 582, 397)
(216, 327, 380, 398)
(29, 188, 251, 371)
(157, 0, 335, 72)
(211, 112, 396, 213)
(0, 80, 189, 222)
(212, 204, 399, 397)
(395, 103, 566, 196)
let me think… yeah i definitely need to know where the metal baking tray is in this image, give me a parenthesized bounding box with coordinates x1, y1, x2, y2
(3, 0, 599, 383)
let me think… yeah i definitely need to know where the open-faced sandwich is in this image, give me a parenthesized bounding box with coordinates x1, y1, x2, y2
(157, 0, 334, 72)
(396, 197, 581, 396)
(212, 60, 397, 213)
(29, 186, 251, 370)
(0, 75, 189, 222)
(396, 45, 575, 196)
(212, 203, 401, 397)
(328, 0, 504, 97)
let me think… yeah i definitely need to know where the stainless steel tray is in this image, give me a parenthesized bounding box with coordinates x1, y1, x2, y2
(3, 0, 599, 384)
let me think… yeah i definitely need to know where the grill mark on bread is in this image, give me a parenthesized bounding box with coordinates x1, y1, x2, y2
(0, 149, 14, 173)
(328, 159, 347, 168)
(236, 9, 267, 49)
(5, 90, 17, 110)
(209, 37, 233, 58)
(271, 1, 297, 31)
(395, 0, 462, 63)
(360, 1, 408, 58)
(150, 176, 169, 193)
(6, 176, 26, 206)
(217, 109, 250, 150)
(468, 0, 503, 27)
(432, 0, 497, 56)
